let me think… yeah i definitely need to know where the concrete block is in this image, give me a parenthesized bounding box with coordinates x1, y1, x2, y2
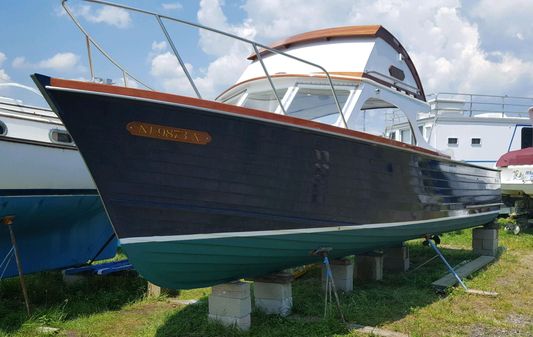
(211, 282, 250, 299)
(208, 313, 251, 331)
(254, 281, 292, 299)
(254, 281, 292, 316)
(482, 239, 498, 250)
(322, 258, 354, 292)
(355, 254, 383, 281)
(473, 228, 498, 240)
(383, 245, 409, 272)
(146, 282, 179, 297)
(208, 281, 251, 330)
(472, 239, 484, 251)
(255, 297, 293, 316)
(147, 282, 161, 297)
(476, 247, 498, 257)
(331, 262, 354, 280)
(472, 227, 499, 257)
(208, 294, 251, 317)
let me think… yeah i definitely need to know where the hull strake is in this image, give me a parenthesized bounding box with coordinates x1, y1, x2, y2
(35, 75, 501, 288)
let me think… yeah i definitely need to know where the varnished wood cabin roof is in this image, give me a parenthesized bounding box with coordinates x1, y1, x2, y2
(247, 25, 426, 101)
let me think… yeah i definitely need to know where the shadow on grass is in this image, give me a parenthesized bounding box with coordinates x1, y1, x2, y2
(0, 270, 146, 334)
(153, 242, 481, 337)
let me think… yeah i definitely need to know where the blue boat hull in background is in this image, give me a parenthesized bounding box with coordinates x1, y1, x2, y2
(0, 193, 117, 278)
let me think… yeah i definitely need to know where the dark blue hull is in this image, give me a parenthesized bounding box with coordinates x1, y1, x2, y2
(0, 193, 117, 278)
(34, 75, 501, 288)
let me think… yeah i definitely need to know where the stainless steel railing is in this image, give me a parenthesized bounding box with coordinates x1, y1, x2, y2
(61, 0, 349, 127)
(426, 92, 533, 118)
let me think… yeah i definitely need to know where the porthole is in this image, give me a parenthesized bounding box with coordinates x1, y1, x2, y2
(471, 138, 481, 145)
(0, 121, 6, 136)
(50, 129, 74, 145)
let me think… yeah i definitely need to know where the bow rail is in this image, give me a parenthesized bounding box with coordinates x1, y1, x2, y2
(61, 0, 349, 127)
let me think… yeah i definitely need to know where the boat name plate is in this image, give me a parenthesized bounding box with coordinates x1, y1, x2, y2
(126, 121, 211, 145)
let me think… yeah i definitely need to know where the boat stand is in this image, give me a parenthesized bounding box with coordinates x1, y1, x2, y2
(424, 235, 497, 297)
(2, 215, 31, 315)
(312, 248, 346, 322)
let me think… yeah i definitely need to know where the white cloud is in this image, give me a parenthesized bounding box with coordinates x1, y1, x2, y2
(241, 0, 354, 40)
(197, 0, 256, 56)
(151, 41, 167, 52)
(472, 0, 533, 42)
(150, 51, 196, 94)
(148, 0, 533, 98)
(162, 2, 183, 10)
(235, 0, 533, 96)
(0, 70, 9, 82)
(150, 52, 189, 78)
(11, 56, 27, 69)
(0, 52, 9, 82)
(38, 53, 81, 71)
(12, 53, 84, 73)
(61, 4, 131, 29)
(149, 0, 255, 98)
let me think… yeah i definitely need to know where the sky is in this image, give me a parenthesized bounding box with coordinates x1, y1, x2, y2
(1, 0, 533, 107)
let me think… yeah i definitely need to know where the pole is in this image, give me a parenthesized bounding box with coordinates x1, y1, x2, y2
(426, 238, 468, 291)
(2, 216, 31, 315)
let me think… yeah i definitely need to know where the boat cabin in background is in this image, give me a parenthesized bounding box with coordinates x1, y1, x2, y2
(387, 93, 533, 167)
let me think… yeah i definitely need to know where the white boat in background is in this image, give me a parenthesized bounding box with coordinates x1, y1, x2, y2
(0, 83, 94, 191)
(386, 93, 533, 168)
(0, 83, 116, 278)
(493, 107, 533, 232)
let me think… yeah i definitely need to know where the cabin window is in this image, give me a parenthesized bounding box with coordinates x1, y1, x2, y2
(0, 121, 6, 136)
(448, 137, 458, 145)
(242, 89, 287, 113)
(50, 129, 74, 145)
(222, 91, 246, 106)
(471, 138, 481, 145)
(521, 127, 533, 149)
(389, 131, 396, 140)
(285, 87, 350, 124)
(400, 129, 412, 144)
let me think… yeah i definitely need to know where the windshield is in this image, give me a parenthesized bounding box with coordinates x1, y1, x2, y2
(242, 89, 287, 113)
(286, 87, 350, 124)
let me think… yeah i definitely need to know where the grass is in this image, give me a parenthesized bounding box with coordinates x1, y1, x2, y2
(1, 226, 532, 337)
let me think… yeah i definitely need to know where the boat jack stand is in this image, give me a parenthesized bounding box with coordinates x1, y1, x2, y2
(424, 235, 497, 297)
(312, 247, 346, 322)
(2, 215, 31, 315)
